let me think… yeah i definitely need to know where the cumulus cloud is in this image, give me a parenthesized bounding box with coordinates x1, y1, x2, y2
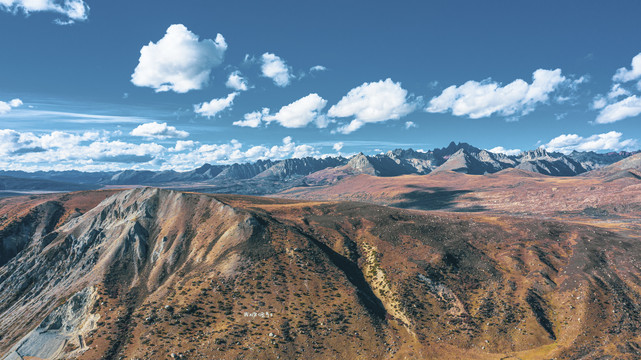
(333, 142, 344, 152)
(261, 53, 292, 87)
(170, 140, 196, 152)
(0, 0, 88, 22)
(0, 98, 23, 115)
(543, 131, 637, 154)
(591, 53, 641, 124)
(328, 78, 418, 134)
(130, 122, 189, 139)
(266, 93, 328, 128)
(226, 71, 249, 91)
(233, 94, 328, 129)
(131, 24, 227, 93)
(234, 108, 269, 128)
(194, 92, 238, 118)
(595, 95, 641, 124)
(488, 146, 522, 156)
(426, 69, 572, 119)
(613, 52, 641, 84)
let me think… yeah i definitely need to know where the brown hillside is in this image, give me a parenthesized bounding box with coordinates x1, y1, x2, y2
(1, 188, 640, 359)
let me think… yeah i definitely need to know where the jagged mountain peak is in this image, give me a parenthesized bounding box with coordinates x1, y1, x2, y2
(346, 152, 377, 175)
(519, 147, 563, 161)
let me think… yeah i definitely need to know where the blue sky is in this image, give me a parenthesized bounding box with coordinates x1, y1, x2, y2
(0, 0, 640, 171)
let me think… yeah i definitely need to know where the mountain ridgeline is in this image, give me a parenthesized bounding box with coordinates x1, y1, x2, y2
(0, 142, 638, 196)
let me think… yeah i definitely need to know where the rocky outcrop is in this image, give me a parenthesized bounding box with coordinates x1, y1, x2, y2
(0, 188, 253, 356)
(567, 150, 639, 171)
(214, 160, 274, 180)
(255, 157, 346, 180)
(4, 286, 99, 360)
(516, 149, 587, 176)
(0, 200, 64, 267)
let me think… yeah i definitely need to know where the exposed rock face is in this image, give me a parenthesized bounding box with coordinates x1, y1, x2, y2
(602, 152, 641, 172)
(567, 150, 639, 170)
(214, 160, 275, 180)
(4, 286, 99, 360)
(386, 148, 438, 174)
(346, 153, 378, 175)
(255, 157, 346, 180)
(516, 148, 587, 176)
(586, 152, 641, 181)
(184, 163, 225, 180)
(0, 188, 251, 358)
(432, 148, 507, 174)
(0, 200, 64, 267)
(1, 188, 641, 359)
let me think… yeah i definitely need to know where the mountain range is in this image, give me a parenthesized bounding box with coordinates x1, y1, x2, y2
(0, 142, 638, 196)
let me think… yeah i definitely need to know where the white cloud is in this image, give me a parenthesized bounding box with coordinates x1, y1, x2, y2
(591, 96, 608, 110)
(591, 53, 641, 123)
(226, 71, 249, 91)
(194, 92, 238, 118)
(333, 142, 344, 152)
(261, 53, 292, 87)
(488, 146, 522, 156)
(292, 144, 317, 158)
(8, 98, 22, 107)
(233, 94, 328, 129)
(130, 122, 189, 139)
(328, 78, 418, 134)
(543, 131, 637, 154)
(234, 108, 269, 128)
(595, 95, 641, 124)
(266, 93, 328, 128)
(0, 0, 88, 22)
(404, 121, 417, 129)
(0, 129, 100, 156)
(310, 65, 327, 72)
(131, 24, 227, 93)
(0, 98, 23, 115)
(613, 52, 641, 83)
(0, 129, 164, 171)
(607, 83, 631, 99)
(426, 69, 569, 119)
(170, 140, 196, 152)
